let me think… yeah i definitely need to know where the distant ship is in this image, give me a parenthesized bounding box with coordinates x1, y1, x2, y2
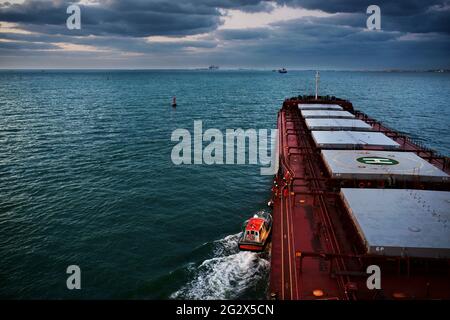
(278, 68, 287, 74)
(209, 65, 219, 70)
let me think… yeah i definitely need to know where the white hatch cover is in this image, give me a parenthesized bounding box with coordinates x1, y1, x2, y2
(341, 188, 450, 258)
(301, 110, 355, 119)
(311, 131, 400, 149)
(298, 103, 343, 111)
(306, 118, 372, 131)
(321, 150, 449, 182)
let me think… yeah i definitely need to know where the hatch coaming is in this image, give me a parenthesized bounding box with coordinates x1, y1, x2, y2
(298, 103, 343, 111)
(301, 110, 355, 119)
(340, 188, 450, 259)
(306, 118, 373, 131)
(311, 131, 400, 150)
(321, 150, 449, 183)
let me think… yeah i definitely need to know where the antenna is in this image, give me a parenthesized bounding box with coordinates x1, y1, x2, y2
(315, 71, 320, 100)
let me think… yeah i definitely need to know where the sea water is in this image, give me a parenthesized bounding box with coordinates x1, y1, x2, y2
(0, 70, 449, 299)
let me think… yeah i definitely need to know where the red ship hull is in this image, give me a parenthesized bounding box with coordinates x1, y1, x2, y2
(269, 96, 450, 300)
(239, 244, 266, 252)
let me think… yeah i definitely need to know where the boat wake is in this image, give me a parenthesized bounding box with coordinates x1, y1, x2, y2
(170, 233, 270, 300)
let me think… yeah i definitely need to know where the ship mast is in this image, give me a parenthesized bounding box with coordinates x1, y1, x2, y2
(315, 71, 320, 100)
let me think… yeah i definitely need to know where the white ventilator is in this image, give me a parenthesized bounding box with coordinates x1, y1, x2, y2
(315, 71, 320, 100)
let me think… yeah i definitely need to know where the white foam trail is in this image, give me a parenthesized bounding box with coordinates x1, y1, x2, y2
(171, 233, 270, 300)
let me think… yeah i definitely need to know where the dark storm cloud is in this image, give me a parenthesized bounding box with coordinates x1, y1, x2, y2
(0, 0, 449, 36)
(279, 0, 450, 34)
(0, 0, 449, 68)
(217, 28, 270, 40)
(0, 0, 222, 36)
(0, 0, 276, 37)
(0, 39, 58, 50)
(212, 17, 450, 69)
(383, 6, 450, 34)
(110, 0, 276, 13)
(278, 0, 445, 16)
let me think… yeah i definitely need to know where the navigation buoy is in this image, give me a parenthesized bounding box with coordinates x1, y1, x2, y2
(172, 96, 177, 107)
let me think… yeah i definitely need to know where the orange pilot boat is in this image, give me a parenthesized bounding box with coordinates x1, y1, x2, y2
(238, 212, 272, 252)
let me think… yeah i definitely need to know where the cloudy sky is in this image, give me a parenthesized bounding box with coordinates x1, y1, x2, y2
(0, 0, 449, 69)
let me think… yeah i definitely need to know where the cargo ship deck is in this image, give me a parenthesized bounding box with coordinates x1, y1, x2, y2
(269, 95, 450, 300)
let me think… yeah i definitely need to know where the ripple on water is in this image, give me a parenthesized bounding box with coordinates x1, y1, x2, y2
(170, 233, 270, 300)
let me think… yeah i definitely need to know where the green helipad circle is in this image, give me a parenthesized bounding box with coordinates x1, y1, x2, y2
(356, 156, 399, 165)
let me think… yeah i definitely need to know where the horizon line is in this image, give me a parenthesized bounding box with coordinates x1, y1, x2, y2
(0, 67, 449, 72)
